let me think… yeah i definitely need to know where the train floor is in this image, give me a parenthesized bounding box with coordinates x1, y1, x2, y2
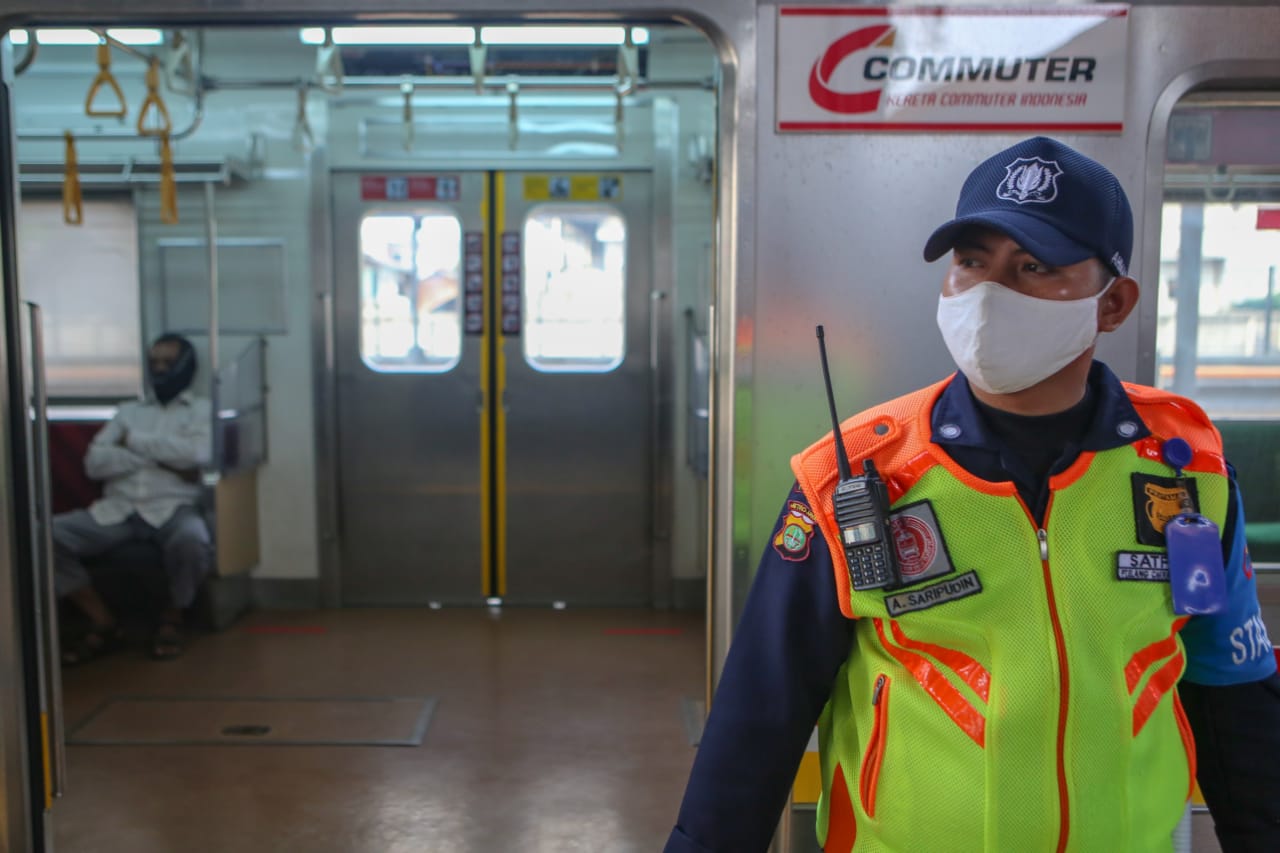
(54, 606, 704, 853)
(50, 597, 1246, 853)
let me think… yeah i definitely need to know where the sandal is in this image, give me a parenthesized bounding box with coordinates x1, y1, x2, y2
(61, 626, 125, 666)
(150, 622, 184, 660)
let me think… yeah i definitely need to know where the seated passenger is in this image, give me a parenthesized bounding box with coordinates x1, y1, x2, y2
(55, 333, 212, 663)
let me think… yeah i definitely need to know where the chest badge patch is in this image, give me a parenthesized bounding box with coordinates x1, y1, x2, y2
(773, 500, 816, 562)
(889, 500, 955, 585)
(1131, 473, 1200, 547)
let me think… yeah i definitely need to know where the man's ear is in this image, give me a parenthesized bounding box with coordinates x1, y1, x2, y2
(1099, 276, 1139, 333)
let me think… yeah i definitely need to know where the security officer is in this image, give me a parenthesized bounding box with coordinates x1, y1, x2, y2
(664, 137, 1280, 852)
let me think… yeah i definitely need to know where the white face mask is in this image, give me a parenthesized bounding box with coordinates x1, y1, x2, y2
(936, 279, 1114, 395)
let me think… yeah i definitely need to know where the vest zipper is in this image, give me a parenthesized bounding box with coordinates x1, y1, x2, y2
(860, 673, 891, 818)
(1021, 498, 1070, 853)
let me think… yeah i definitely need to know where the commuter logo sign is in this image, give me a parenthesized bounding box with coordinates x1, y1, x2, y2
(776, 6, 1128, 132)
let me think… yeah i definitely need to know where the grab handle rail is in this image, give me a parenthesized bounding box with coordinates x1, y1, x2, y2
(62, 133, 83, 225)
(24, 302, 66, 803)
(136, 58, 173, 137)
(84, 42, 127, 119)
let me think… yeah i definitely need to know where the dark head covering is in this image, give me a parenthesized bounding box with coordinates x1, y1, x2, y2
(150, 333, 197, 404)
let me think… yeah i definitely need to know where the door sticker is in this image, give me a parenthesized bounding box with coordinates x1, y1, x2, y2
(523, 174, 624, 201)
(501, 231, 522, 335)
(360, 175, 461, 201)
(464, 231, 485, 335)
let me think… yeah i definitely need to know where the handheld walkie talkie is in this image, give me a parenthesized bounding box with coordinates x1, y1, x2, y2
(816, 325, 902, 591)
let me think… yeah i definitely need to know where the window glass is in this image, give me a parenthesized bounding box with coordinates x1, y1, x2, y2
(1158, 99, 1280, 567)
(1156, 201, 1280, 417)
(523, 206, 626, 372)
(359, 210, 462, 372)
(18, 197, 142, 398)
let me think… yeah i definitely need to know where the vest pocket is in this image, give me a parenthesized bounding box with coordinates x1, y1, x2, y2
(860, 673, 891, 817)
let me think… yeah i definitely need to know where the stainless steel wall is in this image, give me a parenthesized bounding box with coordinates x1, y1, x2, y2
(740, 4, 1280, 644)
(4, 0, 1280, 687)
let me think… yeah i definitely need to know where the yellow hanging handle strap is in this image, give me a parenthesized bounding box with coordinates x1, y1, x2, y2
(136, 57, 172, 137)
(84, 42, 127, 119)
(159, 133, 179, 224)
(62, 132, 83, 225)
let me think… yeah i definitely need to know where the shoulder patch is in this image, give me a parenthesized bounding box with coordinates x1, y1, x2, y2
(773, 500, 816, 562)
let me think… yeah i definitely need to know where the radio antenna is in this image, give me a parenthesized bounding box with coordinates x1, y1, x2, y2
(816, 325, 853, 481)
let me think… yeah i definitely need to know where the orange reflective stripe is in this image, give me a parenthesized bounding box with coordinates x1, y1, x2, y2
(889, 621, 990, 703)
(1125, 618, 1189, 693)
(1032, 495, 1071, 853)
(1133, 437, 1226, 477)
(1047, 450, 1096, 492)
(1173, 692, 1198, 800)
(1124, 383, 1227, 476)
(886, 451, 936, 504)
(1133, 651, 1186, 737)
(874, 619, 986, 747)
(826, 761, 858, 853)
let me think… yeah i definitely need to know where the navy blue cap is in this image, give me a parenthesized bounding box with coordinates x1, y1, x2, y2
(923, 137, 1133, 277)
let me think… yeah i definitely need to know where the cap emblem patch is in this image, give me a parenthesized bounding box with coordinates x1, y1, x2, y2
(996, 156, 1064, 205)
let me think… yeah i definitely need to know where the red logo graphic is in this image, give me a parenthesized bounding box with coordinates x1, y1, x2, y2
(809, 24, 895, 114)
(891, 515, 937, 578)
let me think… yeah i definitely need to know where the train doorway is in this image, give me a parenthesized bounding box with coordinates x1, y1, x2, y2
(331, 170, 656, 605)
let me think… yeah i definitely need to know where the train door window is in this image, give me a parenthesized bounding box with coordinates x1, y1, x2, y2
(1158, 95, 1280, 565)
(17, 197, 142, 398)
(523, 206, 626, 372)
(359, 210, 462, 372)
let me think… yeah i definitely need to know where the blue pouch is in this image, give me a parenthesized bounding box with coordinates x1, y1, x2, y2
(1166, 513, 1227, 615)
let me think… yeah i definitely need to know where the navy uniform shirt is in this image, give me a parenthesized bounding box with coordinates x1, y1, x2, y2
(665, 363, 1278, 853)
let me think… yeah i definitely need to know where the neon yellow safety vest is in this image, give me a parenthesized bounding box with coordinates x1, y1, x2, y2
(791, 378, 1228, 853)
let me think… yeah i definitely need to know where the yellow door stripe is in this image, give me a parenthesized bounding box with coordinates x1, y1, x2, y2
(479, 173, 493, 596)
(41, 712, 53, 809)
(494, 172, 509, 597)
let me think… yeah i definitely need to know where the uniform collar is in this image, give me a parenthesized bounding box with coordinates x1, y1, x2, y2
(930, 361, 1150, 453)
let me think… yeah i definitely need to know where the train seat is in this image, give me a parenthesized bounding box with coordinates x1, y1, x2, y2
(47, 419, 227, 633)
(1219, 421, 1280, 565)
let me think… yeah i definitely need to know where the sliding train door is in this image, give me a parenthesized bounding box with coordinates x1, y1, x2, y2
(496, 172, 653, 604)
(331, 172, 488, 604)
(332, 170, 653, 605)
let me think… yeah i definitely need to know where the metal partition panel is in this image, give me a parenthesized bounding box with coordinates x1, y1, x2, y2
(499, 171, 654, 605)
(331, 172, 487, 604)
(0, 60, 38, 853)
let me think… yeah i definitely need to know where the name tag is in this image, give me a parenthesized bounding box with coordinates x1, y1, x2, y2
(1116, 551, 1169, 582)
(884, 571, 983, 616)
